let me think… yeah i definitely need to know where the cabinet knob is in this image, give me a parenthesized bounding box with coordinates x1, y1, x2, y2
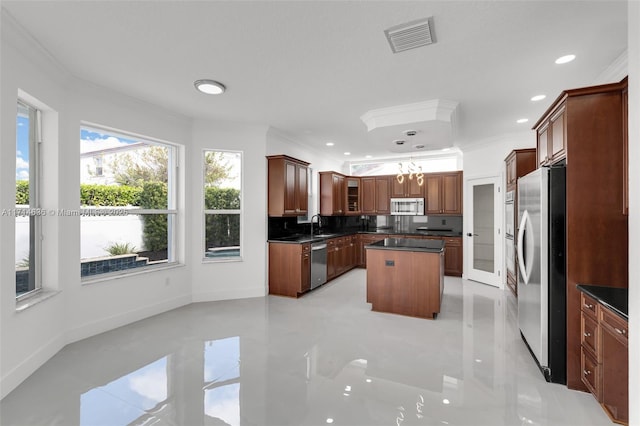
(584, 303, 594, 309)
(614, 327, 627, 335)
(583, 332, 591, 337)
(583, 369, 591, 376)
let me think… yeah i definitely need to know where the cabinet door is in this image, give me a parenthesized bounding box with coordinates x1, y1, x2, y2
(442, 172, 462, 214)
(408, 176, 424, 197)
(391, 176, 406, 197)
(296, 164, 308, 214)
(443, 237, 462, 276)
(300, 250, 311, 293)
(425, 175, 442, 214)
(375, 177, 390, 214)
(537, 124, 549, 166)
(346, 177, 361, 214)
(284, 161, 298, 214)
(333, 174, 345, 214)
(506, 155, 516, 186)
(361, 178, 376, 214)
(327, 239, 337, 280)
(600, 309, 628, 423)
(550, 108, 566, 163)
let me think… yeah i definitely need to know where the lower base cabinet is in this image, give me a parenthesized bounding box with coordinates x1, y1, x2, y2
(268, 243, 310, 297)
(443, 237, 462, 276)
(579, 292, 628, 425)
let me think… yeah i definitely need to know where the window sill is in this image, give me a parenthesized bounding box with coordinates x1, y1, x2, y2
(81, 262, 184, 285)
(16, 289, 61, 312)
(202, 257, 243, 264)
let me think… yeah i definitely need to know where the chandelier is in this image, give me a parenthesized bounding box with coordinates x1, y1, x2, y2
(397, 159, 424, 186)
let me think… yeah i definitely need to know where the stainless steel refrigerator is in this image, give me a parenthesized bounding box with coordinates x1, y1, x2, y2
(517, 165, 566, 384)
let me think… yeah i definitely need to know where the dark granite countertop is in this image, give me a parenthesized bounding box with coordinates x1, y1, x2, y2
(268, 229, 462, 244)
(576, 284, 628, 320)
(365, 238, 445, 253)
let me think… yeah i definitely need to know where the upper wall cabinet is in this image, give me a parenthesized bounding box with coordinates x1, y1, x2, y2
(319, 171, 346, 216)
(361, 176, 390, 215)
(345, 177, 361, 215)
(425, 171, 462, 215)
(391, 175, 425, 198)
(267, 155, 310, 217)
(537, 105, 566, 166)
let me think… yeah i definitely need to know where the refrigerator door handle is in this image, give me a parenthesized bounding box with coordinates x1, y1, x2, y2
(517, 209, 532, 285)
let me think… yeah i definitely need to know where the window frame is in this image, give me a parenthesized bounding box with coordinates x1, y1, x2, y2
(202, 149, 243, 263)
(80, 124, 180, 281)
(15, 100, 43, 301)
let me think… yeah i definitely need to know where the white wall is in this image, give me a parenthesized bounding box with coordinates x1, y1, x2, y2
(627, 2, 639, 424)
(190, 119, 269, 302)
(459, 132, 535, 282)
(266, 128, 345, 217)
(1, 13, 194, 398)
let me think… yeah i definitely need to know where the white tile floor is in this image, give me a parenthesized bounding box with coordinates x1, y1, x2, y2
(1, 270, 613, 426)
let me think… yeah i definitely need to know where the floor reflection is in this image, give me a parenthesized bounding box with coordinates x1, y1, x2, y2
(0, 270, 612, 426)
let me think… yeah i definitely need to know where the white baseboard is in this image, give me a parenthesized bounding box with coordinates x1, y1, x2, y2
(0, 333, 65, 400)
(64, 294, 192, 344)
(192, 286, 266, 302)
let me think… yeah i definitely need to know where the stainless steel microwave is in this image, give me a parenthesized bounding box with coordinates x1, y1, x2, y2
(390, 198, 425, 215)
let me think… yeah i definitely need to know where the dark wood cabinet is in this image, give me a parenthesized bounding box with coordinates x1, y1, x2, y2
(268, 242, 311, 297)
(537, 106, 566, 166)
(443, 237, 462, 277)
(579, 291, 628, 424)
(319, 171, 346, 215)
(505, 148, 537, 191)
(622, 86, 628, 215)
(504, 148, 537, 297)
(357, 234, 388, 267)
(346, 177, 361, 215)
(361, 176, 390, 214)
(327, 236, 357, 280)
(267, 155, 309, 217)
(533, 78, 628, 391)
(425, 171, 462, 215)
(391, 175, 424, 198)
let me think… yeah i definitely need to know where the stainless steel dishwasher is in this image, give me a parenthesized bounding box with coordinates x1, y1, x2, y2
(310, 241, 327, 289)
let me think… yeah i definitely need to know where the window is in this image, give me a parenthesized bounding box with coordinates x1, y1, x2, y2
(80, 126, 178, 278)
(349, 154, 460, 176)
(15, 100, 41, 299)
(203, 150, 241, 261)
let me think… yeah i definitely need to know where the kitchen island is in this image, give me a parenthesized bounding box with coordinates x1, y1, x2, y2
(365, 238, 445, 319)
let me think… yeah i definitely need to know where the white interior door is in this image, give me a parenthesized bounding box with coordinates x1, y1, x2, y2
(465, 176, 501, 287)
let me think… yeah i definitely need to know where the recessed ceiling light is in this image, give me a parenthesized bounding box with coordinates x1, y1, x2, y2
(441, 148, 451, 152)
(366, 378, 372, 383)
(555, 54, 576, 64)
(194, 79, 226, 95)
(344, 152, 351, 156)
(326, 419, 334, 424)
(442, 399, 450, 405)
(326, 142, 335, 147)
(531, 95, 546, 102)
(365, 155, 373, 159)
(516, 118, 529, 124)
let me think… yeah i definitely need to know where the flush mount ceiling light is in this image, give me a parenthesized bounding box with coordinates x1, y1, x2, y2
(555, 54, 576, 64)
(194, 79, 226, 95)
(531, 95, 546, 102)
(517, 118, 529, 124)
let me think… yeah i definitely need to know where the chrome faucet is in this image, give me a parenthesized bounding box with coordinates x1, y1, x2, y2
(310, 214, 322, 237)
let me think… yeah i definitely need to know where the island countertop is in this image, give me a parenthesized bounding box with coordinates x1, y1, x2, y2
(366, 237, 445, 253)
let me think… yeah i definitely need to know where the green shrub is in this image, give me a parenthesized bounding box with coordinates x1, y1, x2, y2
(104, 242, 137, 256)
(138, 182, 168, 252)
(80, 184, 142, 206)
(16, 181, 29, 204)
(204, 187, 240, 210)
(204, 187, 241, 249)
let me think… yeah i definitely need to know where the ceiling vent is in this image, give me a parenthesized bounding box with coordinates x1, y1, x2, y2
(385, 17, 435, 54)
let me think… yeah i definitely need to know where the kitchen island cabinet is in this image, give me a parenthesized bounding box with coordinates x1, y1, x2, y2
(365, 238, 444, 319)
